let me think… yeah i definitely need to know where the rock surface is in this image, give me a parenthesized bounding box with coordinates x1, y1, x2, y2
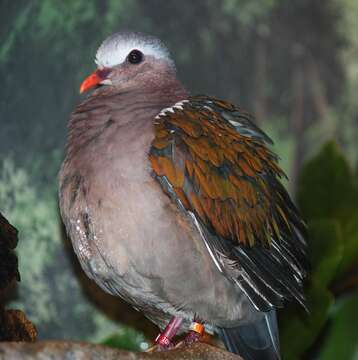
(0, 341, 242, 360)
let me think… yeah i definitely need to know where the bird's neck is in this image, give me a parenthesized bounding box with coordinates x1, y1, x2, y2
(64, 79, 188, 164)
(112, 74, 188, 110)
(129, 84, 188, 114)
(95, 75, 188, 125)
(142, 75, 188, 106)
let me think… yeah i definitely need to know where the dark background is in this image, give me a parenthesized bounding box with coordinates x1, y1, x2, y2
(0, 1, 357, 359)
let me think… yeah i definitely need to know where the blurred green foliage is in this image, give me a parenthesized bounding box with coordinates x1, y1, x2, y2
(319, 293, 358, 360)
(280, 141, 358, 359)
(297, 142, 358, 223)
(101, 327, 147, 351)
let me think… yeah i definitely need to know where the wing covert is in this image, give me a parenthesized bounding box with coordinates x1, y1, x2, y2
(149, 95, 308, 311)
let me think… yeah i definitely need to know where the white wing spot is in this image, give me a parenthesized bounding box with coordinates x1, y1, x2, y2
(155, 99, 189, 118)
(203, 105, 213, 112)
(229, 120, 242, 127)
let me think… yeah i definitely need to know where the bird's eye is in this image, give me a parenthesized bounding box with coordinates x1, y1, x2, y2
(127, 49, 143, 64)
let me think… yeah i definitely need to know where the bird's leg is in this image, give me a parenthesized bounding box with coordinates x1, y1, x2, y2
(155, 316, 183, 348)
(147, 316, 183, 351)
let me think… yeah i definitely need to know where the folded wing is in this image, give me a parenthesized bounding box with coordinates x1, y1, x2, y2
(149, 95, 308, 311)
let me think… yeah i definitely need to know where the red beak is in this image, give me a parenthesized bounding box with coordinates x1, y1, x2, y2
(79, 68, 112, 94)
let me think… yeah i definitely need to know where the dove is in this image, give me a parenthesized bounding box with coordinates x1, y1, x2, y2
(59, 32, 308, 359)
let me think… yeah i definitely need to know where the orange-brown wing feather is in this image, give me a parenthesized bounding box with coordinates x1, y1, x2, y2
(150, 97, 288, 248)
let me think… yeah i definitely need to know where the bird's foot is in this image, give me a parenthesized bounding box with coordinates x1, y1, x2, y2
(175, 321, 205, 348)
(184, 330, 202, 344)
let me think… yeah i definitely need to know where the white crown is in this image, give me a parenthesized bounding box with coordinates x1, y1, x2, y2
(95, 32, 174, 68)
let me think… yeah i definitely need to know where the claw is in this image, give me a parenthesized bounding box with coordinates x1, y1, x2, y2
(145, 343, 172, 352)
(184, 330, 202, 345)
(147, 317, 205, 352)
(155, 332, 174, 349)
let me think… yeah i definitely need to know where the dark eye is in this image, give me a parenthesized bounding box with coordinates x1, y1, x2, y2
(127, 49, 143, 64)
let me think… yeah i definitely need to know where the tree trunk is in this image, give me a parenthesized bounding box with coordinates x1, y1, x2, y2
(290, 46, 305, 193)
(307, 56, 329, 122)
(0, 341, 242, 360)
(253, 27, 269, 123)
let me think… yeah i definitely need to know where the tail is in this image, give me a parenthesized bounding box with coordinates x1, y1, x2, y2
(217, 310, 280, 360)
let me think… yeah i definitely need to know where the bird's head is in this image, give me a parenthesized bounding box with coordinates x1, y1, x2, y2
(80, 32, 177, 94)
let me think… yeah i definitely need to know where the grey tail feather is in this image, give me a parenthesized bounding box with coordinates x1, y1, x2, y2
(217, 310, 280, 360)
